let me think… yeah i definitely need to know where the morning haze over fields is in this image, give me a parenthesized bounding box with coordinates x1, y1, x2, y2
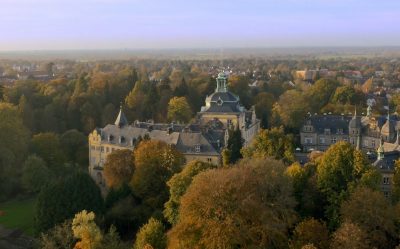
(1, 1, 400, 249)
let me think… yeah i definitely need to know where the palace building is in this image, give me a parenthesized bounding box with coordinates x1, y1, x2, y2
(88, 72, 260, 186)
(300, 107, 400, 197)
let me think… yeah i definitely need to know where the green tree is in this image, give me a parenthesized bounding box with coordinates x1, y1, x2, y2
(242, 126, 295, 164)
(164, 160, 216, 225)
(133, 218, 166, 249)
(392, 159, 400, 202)
(316, 142, 370, 228)
(30, 132, 66, 170)
(0, 103, 29, 200)
(103, 149, 134, 189)
(226, 126, 243, 164)
(34, 172, 103, 234)
(130, 140, 184, 217)
(289, 218, 329, 249)
(168, 158, 297, 249)
(21, 155, 52, 193)
(60, 129, 88, 167)
(167, 97, 192, 123)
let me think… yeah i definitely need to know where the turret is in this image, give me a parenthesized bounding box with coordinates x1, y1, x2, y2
(349, 107, 361, 146)
(115, 104, 128, 128)
(216, 72, 227, 92)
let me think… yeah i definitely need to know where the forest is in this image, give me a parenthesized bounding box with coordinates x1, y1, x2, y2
(1, 56, 400, 248)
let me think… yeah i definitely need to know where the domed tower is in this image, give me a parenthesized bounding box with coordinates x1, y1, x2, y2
(349, 108, 361, 146)
(381, 110, 395, 142)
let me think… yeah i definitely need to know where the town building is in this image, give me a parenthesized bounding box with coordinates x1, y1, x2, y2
(88, 72, 260, 186)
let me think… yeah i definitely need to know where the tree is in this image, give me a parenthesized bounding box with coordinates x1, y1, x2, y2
(340, 187, 397, 249)
(168, 158, 297, 249)
(21, 155, 52, 193)
(72, 210, 102, 249)
(254, 92, 275, 128)
(307, 78, 339, 112)
(227, 75, 251, 108)
(289, 218, 329, 249)
(0, 103, 29, 200)
(272, 90, 309, 130)
(39, 220, 76, 249)
(60, 129, 88, 167)
(316, 142, 370, 228)
(34, 172, 103, 234)
(392, 159, 400, 202)
(167, 97, 192, 123)
(130, 140, 184, 216)
(330, 222, 370, 249)
(226, 126, 243, 164)
(103, 149, 134, 188)
(30, 132, 66, 170)
(164, 160, 216, 225)
(133, 218, 166, 249)
(242, 126, 295, 164)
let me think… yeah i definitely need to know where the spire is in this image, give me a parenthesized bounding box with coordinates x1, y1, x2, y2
(377, 137, 385, 160)
(115, 103, 128, 128)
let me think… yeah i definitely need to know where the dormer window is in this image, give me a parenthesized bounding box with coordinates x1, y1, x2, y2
(337, 128, 343, 134)
(108, 135, 114, 142)
(119, 136, 125, 144)
(195, 144, 201, 153)
(216, 97, 223, 106)
(324, 129, 331, 135)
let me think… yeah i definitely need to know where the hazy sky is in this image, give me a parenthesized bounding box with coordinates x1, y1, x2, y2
(1, 0, 400, 50)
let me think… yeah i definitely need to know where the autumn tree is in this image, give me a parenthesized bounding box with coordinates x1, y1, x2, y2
(133, 218, 166, 249)
(340, 187, 397, 249)
(39, 220, 76, 249)
(167, 97, 192, 123)
(392, 159, 400, 202)
(72, 210, 102, 249)
(130, 140, 184, 217)
(103, 149, 134, 189)
(242, 126, 295, 164)
(164, 160, 216, 225)
(168, 158, 297, 249)
(330, 222, 370, 249)
(289, 218, 329, 249)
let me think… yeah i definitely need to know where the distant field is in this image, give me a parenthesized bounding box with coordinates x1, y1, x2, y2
(0, 198, 36, 236)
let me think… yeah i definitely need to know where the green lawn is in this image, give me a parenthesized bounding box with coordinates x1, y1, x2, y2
(0, 198, 36, 236)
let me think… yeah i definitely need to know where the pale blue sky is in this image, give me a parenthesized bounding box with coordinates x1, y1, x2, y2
(0, 0, 399, 50)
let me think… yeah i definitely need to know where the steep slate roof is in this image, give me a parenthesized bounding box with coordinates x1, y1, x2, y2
(373, 150, 400, 171)
(176, 132, 219, 155)
(306, 115, 352, 134)
(114, 108, 128, 127)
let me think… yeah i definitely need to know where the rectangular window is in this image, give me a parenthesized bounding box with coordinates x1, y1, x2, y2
(207, 158, 212, 162)
(331, 137, 337, 143)
(305, 138, 313, 144)
(324, 129, 330, 135)
(319, 137, 325, 144)
(195, 145, 201, 153)
(337, 128, 343, 134)
(383, 177, 390, 185)
(106, 147, 110, 153)
(372, 140, 376, 147)
(101, 146, 104, 152)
